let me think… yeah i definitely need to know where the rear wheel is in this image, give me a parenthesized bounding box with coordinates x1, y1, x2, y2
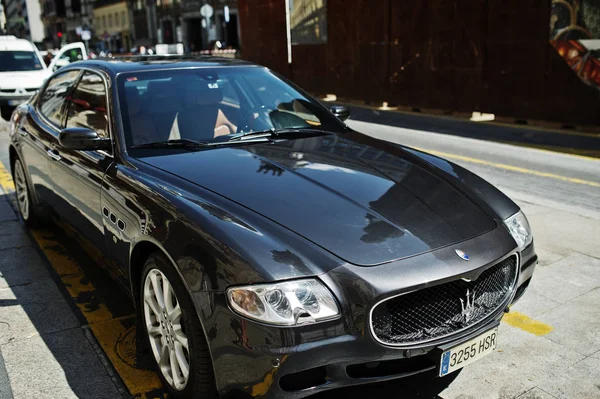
(140, 252, 217, 398)
(12, 158, 42, 227)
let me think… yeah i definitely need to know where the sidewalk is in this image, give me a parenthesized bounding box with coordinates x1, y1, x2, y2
(0, 123, 123, 398)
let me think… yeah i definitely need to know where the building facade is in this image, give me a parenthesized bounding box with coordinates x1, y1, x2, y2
(93, 0, 131, 51)
(2, 0, 44, 42)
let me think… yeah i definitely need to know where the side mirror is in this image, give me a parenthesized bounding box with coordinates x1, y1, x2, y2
(330, 105, 350, 121)
(59, 127, 111, 151)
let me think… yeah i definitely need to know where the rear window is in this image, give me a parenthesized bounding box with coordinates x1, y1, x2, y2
(0, 51, 44, 72)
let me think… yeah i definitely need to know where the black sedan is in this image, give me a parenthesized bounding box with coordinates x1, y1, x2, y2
(7, 58, 537, 398)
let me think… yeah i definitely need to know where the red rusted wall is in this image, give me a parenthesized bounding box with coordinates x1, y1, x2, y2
(238, 0, 600, 125)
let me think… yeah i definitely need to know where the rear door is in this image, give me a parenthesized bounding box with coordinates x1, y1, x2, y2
(21, 69, 81, 207)
(45, 70, 113, 258)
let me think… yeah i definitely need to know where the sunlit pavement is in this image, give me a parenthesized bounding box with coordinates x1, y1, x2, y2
(0, 115, 599, 399)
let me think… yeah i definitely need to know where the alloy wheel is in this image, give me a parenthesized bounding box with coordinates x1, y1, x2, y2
(14, 160, 29, 221)
(143, 269, 190, 391)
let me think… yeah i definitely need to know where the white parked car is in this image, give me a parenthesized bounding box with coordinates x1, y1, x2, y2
(0, 35, 87, 120)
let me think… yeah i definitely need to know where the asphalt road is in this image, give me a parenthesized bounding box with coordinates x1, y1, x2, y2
(0, 115, 599, 399)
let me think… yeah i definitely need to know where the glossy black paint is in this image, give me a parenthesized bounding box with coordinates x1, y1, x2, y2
(59, 127, 112, 151)
(8, 59, 536, 398)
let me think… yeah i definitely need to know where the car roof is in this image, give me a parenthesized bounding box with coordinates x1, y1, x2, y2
(69, 56, 260, 76)
(0, 36, 38, 52)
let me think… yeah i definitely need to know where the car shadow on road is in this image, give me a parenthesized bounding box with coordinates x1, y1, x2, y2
(308, 369, 460, 399)
(0, 191, 127, 397)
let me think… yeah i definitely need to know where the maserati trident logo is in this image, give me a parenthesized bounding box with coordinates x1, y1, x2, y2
(455, 249, 470, 261)
(460, 289, 476, 323)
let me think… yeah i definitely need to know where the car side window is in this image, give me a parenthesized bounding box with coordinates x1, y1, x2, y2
(38, 70, 80, 126)
(65, 71, 109, 138)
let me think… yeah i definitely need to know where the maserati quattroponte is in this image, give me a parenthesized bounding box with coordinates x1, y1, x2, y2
(8, 58, 536, 398)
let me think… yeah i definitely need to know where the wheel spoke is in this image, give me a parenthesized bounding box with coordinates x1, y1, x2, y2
(150, 272, 165, 310)
(168, 303, 182, 322)
(144, 292, 161, 318)
(163, 279, 174, 314)
(147, 324, 161, 337)
(159, 344, 169, 368)
(172, 324, 188, 350)
(174, 342, 190, 379)
(170, 347, 183, 387)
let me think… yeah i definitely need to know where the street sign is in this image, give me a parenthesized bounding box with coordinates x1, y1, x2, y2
(81, 30, 91, 41)
(200, 3, 213, 18)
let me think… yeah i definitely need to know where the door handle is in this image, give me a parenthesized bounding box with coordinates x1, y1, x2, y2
(46, 149, 61, 161)
(18, 128, 28, 137)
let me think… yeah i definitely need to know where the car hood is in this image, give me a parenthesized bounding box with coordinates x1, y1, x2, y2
(140, 134, 496, 266)
(0, 70, 47, 90)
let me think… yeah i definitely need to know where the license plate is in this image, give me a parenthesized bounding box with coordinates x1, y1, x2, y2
(7, 100, 22, 106)
(439, 327, 498, 376)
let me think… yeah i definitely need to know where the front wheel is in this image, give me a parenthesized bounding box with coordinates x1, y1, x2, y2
(140, 252, 218, 398)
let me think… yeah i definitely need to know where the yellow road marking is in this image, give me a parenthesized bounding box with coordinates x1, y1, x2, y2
(417, 148, 600, 188)
(502, 312, 554, 336)
(0, 160, 163, 396)
(0, 163, 15, 193)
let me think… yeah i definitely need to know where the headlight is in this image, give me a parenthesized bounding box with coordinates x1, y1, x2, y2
(227, 279, 340, 326)
(504, 210, 533, 250)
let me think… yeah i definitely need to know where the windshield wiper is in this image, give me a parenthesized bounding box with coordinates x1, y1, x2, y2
(225, 128, 330, 142)
(130, 138, 210, 149)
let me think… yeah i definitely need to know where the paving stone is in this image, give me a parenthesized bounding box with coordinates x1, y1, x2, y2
(527, 211, 600, 259)
(517, 387, 558, 399)
(0, 202, 16, 223)
(537, 288, 600, 356)
(440, 324, 585, 399)
(511, 288, 561, 319)
(1, 328, 121, 399)
(0, 247, 51, 289)
(0, 279, 79, 345)
(526, 253, 600, 305)
(536, 356, 600, 399)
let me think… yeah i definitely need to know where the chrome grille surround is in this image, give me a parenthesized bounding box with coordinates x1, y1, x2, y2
(370, 254, 519, 347)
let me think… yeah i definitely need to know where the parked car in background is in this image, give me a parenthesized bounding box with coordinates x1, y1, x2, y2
(0, 36, 87, 120)
(7, 57, 536, 398)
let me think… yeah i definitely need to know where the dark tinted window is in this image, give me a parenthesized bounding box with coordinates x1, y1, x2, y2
(0, 51, 44, 72)
(66, 72, 108, 138)
(118, 67, 342, 147)
(38, 70, 80, 126)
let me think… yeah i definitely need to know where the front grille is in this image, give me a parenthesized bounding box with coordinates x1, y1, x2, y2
(371, 255, 518, 346)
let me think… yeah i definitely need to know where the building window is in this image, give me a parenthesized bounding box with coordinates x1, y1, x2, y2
(108, 14, 112, 27)
(121, 11, 126, 26)
(102, 15, 106, 29)
(114, 12, 119, 26)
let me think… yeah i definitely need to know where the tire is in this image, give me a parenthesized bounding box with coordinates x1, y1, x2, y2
(12, 158, 43, 227)
(140, 252, 218, 398)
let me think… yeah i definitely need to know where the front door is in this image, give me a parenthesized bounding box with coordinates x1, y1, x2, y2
(45, 70, 113, 259)
(24, 69, 81, 207)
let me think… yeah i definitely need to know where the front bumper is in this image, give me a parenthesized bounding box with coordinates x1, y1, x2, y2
(0, 94, 33, 107)
(195, 227, 537, 398)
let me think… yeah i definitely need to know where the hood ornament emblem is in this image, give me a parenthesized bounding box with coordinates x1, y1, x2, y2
(460, 289, 476, 323)
(455, 249, 469, 261)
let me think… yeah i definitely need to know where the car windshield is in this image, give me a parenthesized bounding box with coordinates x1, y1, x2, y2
(0, 51, 44, 72)
(117, 66, 345, 148)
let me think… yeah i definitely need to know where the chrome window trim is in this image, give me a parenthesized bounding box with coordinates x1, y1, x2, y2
(368, 252, 520, 349)
(36, 66, 115, 158)
(36, 69, 82, 130)
(65, 67, 115, 157)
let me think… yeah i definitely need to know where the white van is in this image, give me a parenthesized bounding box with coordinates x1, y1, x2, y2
(0, 35, 87, 120)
